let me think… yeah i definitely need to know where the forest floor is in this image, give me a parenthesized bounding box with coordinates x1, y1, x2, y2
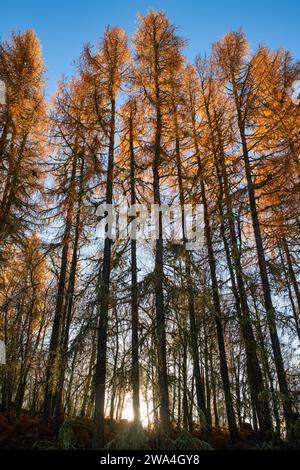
(0, 413, 290, 450)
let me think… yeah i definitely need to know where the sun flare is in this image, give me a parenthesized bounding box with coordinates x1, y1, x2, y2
(121, 395, 151, 427)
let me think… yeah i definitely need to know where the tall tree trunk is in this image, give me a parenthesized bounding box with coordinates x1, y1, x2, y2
(93, 96, 115, 449)
(278, 242, 300, 343)
(43, 152, 77, 422)
(282, 237, 300, 315)
(109, 306, 119, 421)
(81, 328, 97, 418)
(203, 318, 212, 427)
(152, 78, 170, 434)
(53, 156, 84, 430)
(191, 126, 238, 441)
(172, 97, 207, 430)
(129, 104, 141, 425)
(239, 124, 294, 427)
(213, 135, 272, 438)
(251, 287, 281, 435)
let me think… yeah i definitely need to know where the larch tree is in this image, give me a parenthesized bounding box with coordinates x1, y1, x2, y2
(212, 31, 297, 430)
(0, 30, 47, 250)
(82, 26, 130, 449)
(43, 77, 95, 427)
(183, 64, 238, 441)
(118, 96, 144, 425)
(195, 57, 273, 439)
(133, 10, 186, 435)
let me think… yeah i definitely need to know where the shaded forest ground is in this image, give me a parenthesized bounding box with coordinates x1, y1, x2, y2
(1, 412, 300, 450)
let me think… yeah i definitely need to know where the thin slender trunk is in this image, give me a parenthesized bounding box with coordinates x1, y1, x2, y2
(172, 118, 207, 428)
(203, 320, 212, 427)
(251, 288, 281, 435)
(93, 96, 116, 449)
(54, 156, 84, 430)
(81, 329, 97, 418)
(109, 307, 119, 421)
(129, 104, 140, 425)
(43, 152, 77, 422)
(282, 237, 300, 315)
(152, 82, 170, 433)
(215, 146, 272, 437)
(191, 129, 238, 441)
(278, 242, 300, 343)
(240, 130, 294, 427)
(231, 75, 295, 426)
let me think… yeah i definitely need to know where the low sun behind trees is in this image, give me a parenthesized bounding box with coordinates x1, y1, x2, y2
(0, 11, 300, 450)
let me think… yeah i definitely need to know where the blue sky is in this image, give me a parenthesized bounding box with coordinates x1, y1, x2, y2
(1, 0, 299, 97)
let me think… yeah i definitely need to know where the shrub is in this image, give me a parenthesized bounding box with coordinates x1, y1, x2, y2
(104, 425, 149, 450)
(68, 417, 92, 449)
(149, 431, 175, 450)
(172, 431, 213, 450)
(287, 419, 300, 450)
(58, 419, 76, 450)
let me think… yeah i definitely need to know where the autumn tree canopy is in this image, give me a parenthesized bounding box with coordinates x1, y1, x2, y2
(0, 11, 300, 452)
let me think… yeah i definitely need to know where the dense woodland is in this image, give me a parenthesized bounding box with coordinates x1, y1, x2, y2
(0, 10, 300, 450)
